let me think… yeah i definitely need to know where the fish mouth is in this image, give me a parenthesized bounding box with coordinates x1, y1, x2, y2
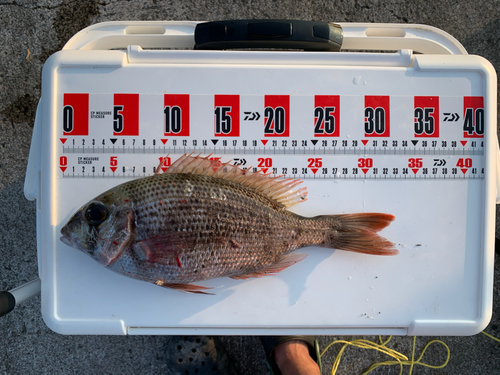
(60, 224, 75, 247)
(60, 235, 73, 247)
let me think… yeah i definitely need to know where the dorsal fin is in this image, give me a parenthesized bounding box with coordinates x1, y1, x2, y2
(162, 153, 307, 208)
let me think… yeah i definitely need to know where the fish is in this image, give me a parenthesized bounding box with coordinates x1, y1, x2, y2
(60, 153, 397, 294)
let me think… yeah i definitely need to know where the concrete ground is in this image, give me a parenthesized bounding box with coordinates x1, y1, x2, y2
(1, 0, 499, 374)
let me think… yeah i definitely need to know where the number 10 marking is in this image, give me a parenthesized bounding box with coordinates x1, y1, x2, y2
(164, 106, 182, 134)
(164, 94, 189, 136)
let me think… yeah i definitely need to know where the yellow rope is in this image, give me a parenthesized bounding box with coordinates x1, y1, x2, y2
(321, 335, 450, 375)
(482, 330, 500, 343)
(320, 329, 499, 374)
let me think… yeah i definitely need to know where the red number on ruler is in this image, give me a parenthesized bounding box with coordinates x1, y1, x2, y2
(159, 156, 171, 167)
(358, 158, 373, 168)
(109, 156, 118, 173)
(408, 158, 423, 168)
(307, 158, 323, 168)
(257, 158, 272, 168)
(456, 158, 472, 168)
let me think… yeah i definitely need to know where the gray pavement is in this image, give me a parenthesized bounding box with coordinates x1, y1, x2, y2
(1, 0, 500, 374)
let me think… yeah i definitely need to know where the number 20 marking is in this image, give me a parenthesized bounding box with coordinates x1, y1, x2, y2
(264, 107, 286, 135)
(257, 158, 272, 167)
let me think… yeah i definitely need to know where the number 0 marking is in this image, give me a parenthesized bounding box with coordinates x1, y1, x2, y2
(62, 106, 73, 133)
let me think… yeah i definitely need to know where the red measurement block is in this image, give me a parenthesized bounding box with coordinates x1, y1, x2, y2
(463, 96, 484, 138)
(264, 95, 289, 137)
(62, 93, 89, 136)
(414, 96, 439, 137)
(113, 94, 139, 136)
(314, 95, 340, 137)
(164, 94, 190, 136)
(214, 95, 240, 137)
(364, 96, 390, 137)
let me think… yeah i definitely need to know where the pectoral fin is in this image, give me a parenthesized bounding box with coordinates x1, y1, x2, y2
(131, 234, 195, 267)
(230, 253, 307, 280)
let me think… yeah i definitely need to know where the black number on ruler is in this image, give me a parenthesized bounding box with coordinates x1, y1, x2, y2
(214, 106, 232, 134)
(314, 107, 335, 134)
(414, 108, 435, 135)
(164, 106, 182, 133)
(463, 108, 484, 135)
(63, 105, 73, 132)
(364, 107, 385, 134)
(113, 105, 124, 133)
(264, 107, 285, 134)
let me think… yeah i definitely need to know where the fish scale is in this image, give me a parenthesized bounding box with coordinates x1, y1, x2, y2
(60, 154, 397, 294)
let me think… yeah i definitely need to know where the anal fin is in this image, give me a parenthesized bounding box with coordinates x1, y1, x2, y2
(155, 280, 213, 295)
(230, 253, 307, 280)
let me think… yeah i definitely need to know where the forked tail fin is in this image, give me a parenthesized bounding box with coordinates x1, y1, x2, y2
(320, 213, 397, 255)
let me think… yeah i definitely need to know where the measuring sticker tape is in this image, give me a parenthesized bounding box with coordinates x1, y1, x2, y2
(56, 93, 485, 180)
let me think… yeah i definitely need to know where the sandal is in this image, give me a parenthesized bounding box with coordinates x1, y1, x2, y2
(260, 336, 322, 375)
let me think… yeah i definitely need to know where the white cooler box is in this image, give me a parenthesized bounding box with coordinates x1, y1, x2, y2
(25, 20, 498, 335)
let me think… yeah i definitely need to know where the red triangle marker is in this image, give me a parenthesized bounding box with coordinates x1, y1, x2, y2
(362, 168, 369, 174)
(311, 168, 318, 174)
(261, 140, 268, 146)
(460, 141, 467, 146)
(161, 166, 168, 172)
(110, 167, 117, 173)
(60, 138, 67, 144)
(60, 166, 67, 172)
(461, 168, 468, 174)
(361, 140, 368, 146)
(412, 168, 419, 174)
(261, 168, 269, 174)
(161, 139, 168, 145)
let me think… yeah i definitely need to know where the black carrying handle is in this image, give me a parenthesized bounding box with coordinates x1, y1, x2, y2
(194, 20, 343, 51)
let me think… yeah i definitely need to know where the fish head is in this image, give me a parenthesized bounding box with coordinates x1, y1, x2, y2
(60, 190, 134, 266)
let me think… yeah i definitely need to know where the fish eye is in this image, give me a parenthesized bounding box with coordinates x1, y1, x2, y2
(85, 202, 109, 226)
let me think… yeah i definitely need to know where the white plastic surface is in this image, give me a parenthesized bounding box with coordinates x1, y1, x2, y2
(62, 21, 467, 55)
(28, 22, 498, 336)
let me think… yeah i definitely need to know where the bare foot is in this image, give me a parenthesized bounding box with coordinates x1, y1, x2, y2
(274, 340, 321, 375)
